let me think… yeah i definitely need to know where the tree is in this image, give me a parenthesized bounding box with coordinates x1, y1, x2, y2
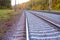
(0, 0, 11, 9)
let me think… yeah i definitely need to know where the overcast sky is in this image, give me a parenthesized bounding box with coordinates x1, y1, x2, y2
(11, 0, 29, 6)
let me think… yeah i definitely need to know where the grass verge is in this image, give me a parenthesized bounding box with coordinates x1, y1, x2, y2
(0, 9, 22, 39)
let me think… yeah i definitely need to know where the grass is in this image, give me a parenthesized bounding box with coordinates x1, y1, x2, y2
(0, 9, 14, 21)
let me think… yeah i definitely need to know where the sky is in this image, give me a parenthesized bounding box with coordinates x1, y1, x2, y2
(11, 0, 29, 6)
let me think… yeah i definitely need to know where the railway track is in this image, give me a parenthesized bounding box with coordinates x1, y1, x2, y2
(25, 11, 60, 40)
(29, 11, 60, 27)
(2, 10, 60, 40)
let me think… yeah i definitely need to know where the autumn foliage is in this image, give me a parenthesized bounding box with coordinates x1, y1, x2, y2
(18, 0, 60, 11)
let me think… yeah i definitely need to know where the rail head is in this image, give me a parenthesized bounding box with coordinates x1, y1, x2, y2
(24, 12, 30, 40)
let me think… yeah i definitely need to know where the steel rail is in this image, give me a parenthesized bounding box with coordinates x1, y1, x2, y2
(24, 12, 30, 40)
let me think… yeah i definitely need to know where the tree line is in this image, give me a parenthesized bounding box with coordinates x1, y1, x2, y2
(0, 0, 11, 9)
(26, 0, 60, 10)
